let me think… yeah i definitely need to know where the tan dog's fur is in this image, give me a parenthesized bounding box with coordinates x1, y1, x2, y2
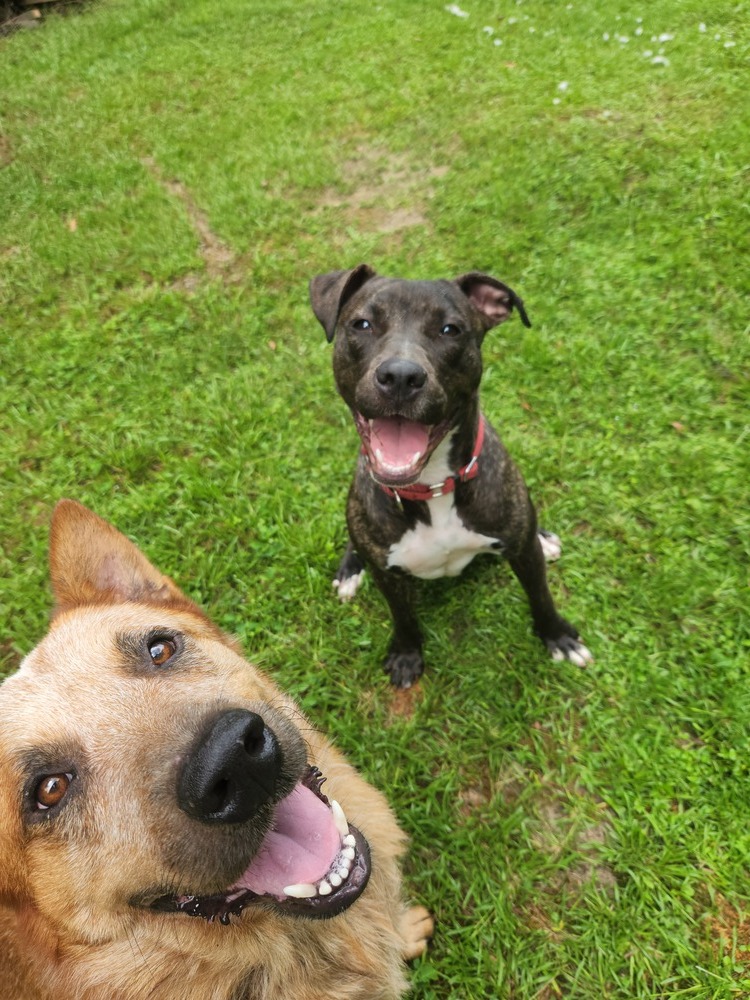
(0, 501, 432, 999)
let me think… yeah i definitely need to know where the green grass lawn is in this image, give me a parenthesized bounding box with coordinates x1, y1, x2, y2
(1, 0, 749, 995)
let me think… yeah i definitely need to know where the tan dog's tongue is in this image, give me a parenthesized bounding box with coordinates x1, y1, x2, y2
(370, 418, 430, 478)
(232, 785, 340, 897)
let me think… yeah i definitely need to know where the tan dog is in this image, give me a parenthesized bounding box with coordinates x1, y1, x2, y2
(0, 501, 432, 999)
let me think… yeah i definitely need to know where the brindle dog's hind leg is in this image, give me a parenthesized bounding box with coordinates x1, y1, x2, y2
(508, 532, 592, 667)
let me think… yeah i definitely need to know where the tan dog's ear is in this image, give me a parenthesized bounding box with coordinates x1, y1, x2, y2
(309, 264, 377, 342)
(49, 500, 190, 613)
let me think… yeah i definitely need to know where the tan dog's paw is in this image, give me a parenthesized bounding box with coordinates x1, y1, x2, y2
(400, 905, 434, 960)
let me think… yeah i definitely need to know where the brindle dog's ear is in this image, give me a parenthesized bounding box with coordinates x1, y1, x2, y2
(49, 499, 198, 616)
(454, 272, 532, 329)
(309, 264, 377, 342)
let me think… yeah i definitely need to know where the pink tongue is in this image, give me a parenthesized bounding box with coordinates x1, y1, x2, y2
(369, 418, 430, 476)
(232, 785, 341, 897)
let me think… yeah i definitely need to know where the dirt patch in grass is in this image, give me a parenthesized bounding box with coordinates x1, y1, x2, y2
(466, 740, 619, 939)
(141, 156, 242, 289)
(457, 785, 490, 815)
(523, 899, 567, 944)
(385, 682, 425, 721)
(460, 728, 619, 899)
(318, 146, 448, 236)
(0, 133, 12, 167)
(512, 782, 618, 943)
(528, 783, 617, 894)
(502, 801, 617, 945)
(703, 892, 750, 963)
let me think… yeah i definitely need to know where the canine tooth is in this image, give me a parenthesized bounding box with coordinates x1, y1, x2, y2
(411, 451, 422, 463)
(283, 883, 317, 899)
(318, 880, 332, 896)
(343, 833, 356, 848)
(331, 800, 349, 839)
(341, 846, 355, 861)
(329, 872, 342, 887)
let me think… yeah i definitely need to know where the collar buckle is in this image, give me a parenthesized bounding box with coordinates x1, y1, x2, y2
(460, 455, 478, 481)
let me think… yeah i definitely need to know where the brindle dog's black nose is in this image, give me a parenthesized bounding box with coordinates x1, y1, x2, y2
(375, 358, 427, 400)
(178, 709, 281, 824)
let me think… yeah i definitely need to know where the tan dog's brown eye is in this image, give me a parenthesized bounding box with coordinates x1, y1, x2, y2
(35, 773, 72, 810)
(149, 638, 176, 666)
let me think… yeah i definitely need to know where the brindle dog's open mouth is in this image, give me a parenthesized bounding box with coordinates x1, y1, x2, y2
(355, 413, 453, 486)
(146, 767, 371, 924)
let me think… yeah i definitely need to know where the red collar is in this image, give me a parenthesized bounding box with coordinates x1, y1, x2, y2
(375, 417, 486, 504)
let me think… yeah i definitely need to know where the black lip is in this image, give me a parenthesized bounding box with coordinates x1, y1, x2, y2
(144, 767, 372, 924)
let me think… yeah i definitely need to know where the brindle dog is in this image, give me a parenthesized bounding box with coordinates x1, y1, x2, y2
(310, 266, 592, 687)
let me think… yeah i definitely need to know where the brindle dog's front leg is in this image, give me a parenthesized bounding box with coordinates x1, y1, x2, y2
(369, 565, 424, 688)
(333, 541, 366, 602)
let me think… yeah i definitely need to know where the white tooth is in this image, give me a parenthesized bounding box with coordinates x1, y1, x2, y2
(331, 800, 349, 839)
(318, 880, 332, 896)
(342, 846, 355, 861)
(329, 872, 342, 887)
(283, 883, 317, 899)
(375, 448, 384, 462)
(411, 451, 422, 463)
(343, 834, 356, 848)
(337, 865, 350, 880)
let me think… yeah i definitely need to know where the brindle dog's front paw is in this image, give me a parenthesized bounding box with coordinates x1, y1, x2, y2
(333, 548, 366, 603)
(538, 529, 562, 562)
(544, 632, 593, 667)
(384, 651, 424, 688)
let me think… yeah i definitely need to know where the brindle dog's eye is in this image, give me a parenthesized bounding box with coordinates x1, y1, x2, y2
(440, 323, 461, 337)
(148, 637, 177, 666)
(352, 318, 372, 331)
(35, 773, 72, 810)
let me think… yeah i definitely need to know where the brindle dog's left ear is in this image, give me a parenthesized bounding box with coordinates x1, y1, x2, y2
(309, 264, 377, 342)
(455, 272, 532, 329)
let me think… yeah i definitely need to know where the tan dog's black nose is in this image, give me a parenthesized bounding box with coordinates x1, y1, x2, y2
(178, 709, 282, 824)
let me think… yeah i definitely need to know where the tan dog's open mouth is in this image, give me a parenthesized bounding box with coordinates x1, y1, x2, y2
(146, 767, 371, 924)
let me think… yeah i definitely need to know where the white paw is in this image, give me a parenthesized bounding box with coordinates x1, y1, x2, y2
(332, 571, 365, 603)
(546, 635, 593, 667)
(539, 530, 562, 562)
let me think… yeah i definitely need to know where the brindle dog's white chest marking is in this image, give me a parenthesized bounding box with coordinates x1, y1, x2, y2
(386, 493, 500, 579)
